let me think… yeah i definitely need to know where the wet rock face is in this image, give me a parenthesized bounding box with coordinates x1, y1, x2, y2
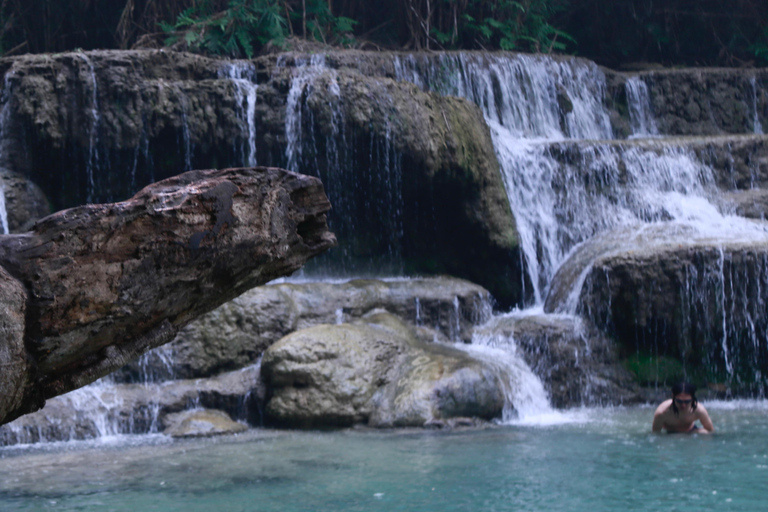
(0, 166, 334, 426)
(261, 312, 504, 428)
(474, 314, 640, 408)
(0, 49, 524, 307)
(605, 69, 768, 137)
(116, 277, 493, 381)
(546, 224, 768, 395)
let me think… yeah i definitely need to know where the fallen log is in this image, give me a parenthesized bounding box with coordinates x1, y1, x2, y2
(0, 167, 335, 425)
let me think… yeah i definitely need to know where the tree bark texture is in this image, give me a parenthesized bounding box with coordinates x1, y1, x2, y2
(0, 166, 335, 425)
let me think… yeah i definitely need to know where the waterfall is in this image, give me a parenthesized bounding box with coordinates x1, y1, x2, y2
(389, 51, 768, 397)
(78, 54, 101, 204)
(626, 76, 659, 138)
(285, 54, 405, 276)
(751, 76, 764, 135)
(221, 62, 259, 167)
(0, 182, 8, 234)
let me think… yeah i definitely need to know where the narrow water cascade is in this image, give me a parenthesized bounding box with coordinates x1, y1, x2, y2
(0, 181, 9, 235)
(284, 55, 405, 276)
(626, 76, 659, 138)
(220, 61, 259, 167)
(751, 76, 764, 135)
(78, 54, 100, 204)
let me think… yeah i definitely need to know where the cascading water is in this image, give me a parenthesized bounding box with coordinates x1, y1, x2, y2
(751, 76, 764, 135)
(78, 54, 101, 204)
(285, 55, 405, 276)
(391, 51, 768, 400)
(626, 76, 659, 138)
(221, 62, 259, 167)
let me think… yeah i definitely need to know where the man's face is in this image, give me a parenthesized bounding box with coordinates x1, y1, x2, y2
(674, 392, 693, 413)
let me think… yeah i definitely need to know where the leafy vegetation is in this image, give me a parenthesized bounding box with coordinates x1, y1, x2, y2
(428, 0, 572, 53)
(0, 0, 765, 67)
(159, 1, 288, 58)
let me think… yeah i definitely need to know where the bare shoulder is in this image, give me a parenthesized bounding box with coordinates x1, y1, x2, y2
(654, 399, 673, 416)
(695, 403, 710, 417)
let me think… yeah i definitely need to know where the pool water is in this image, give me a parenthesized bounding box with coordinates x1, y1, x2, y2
(1, 402, 767, 512)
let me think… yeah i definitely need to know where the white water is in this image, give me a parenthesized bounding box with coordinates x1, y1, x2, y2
(626, 76, 659, 138)
(285, 54, 328, 172)
(751, 76, 764, 135)
(0, 182, 9, 234)
(221, 62, 259, 167)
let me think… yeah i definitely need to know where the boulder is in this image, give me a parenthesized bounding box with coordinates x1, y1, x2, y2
(118, 276, 493, 381)
(261, 312, 504, 428)
(545, 222, 768, 395)
(0, 166, 334, 426)
(0, 170, 50, 232)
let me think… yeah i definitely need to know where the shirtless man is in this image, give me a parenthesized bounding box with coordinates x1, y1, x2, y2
(652, 382, 715, 434)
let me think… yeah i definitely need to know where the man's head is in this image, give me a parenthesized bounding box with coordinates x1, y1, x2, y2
(671, 381, 698, 415)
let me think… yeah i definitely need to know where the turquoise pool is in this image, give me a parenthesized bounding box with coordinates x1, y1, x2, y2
(1, 402, 767, 511)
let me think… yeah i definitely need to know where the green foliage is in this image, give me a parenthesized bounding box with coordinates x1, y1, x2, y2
(161, 0, 287, 58)
(430, 0, 573, 53)
(750, 27, 768, 66)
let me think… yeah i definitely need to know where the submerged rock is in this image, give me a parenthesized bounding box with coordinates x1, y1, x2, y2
(261, 312, 504, 428)
(0, 166, 334, 426)
(164, 409, 247, 438)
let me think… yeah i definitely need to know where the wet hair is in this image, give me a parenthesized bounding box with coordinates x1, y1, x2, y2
(671, 382, 698, 416)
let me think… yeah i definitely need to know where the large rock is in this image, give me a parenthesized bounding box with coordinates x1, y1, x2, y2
(545, 222, 768, 395)
(473, 313, 640, 407)
(0, 364, 263, 445)
(0, 166, 334, 426)
(118, 276, 493, 381)
(261, 312, 505, 428)
(0, 170, 51, 232)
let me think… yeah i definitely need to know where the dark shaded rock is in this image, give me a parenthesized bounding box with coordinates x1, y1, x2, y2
(116, 276, 493, 381)
(261, 312, 504, 428)
(473, 313, 641, 408)
(545, 222, 768, 395)
(0, 170, 50, 232)
(0, 166, 334, 426)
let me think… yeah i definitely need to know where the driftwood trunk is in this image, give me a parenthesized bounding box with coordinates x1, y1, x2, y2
(0, 167, 335, 425)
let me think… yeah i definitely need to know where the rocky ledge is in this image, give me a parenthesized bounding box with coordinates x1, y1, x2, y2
(0, 166, 335, 426)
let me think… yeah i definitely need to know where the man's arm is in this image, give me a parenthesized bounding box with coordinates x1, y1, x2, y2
(652, 409, 665, 433)
(696, 405, 715, 433)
